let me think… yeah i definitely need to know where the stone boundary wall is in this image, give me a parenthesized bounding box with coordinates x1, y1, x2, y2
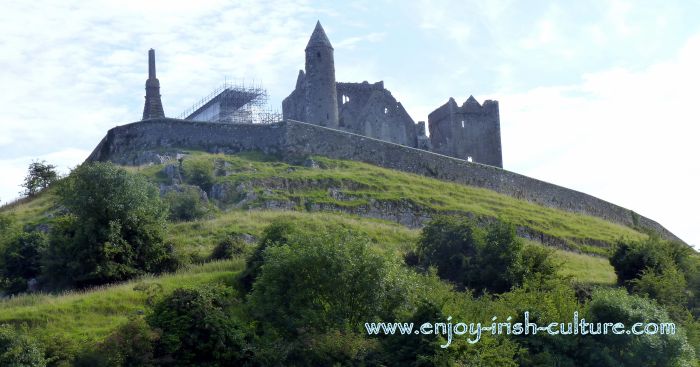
(87, 118, 684, 244)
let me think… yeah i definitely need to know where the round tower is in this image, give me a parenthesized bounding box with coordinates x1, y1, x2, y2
(304, 21, 339, 128)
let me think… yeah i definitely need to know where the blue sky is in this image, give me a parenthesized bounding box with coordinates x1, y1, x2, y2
(1, 0, 698, 249)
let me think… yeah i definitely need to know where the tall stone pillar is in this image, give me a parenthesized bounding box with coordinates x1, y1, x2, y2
(142, 49, 165, 120)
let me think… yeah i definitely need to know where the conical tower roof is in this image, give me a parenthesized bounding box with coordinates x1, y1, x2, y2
(306, 21, 333, 50)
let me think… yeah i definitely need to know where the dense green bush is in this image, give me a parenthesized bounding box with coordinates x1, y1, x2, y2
(248, 225, 407, 335)
(209, 236, 247, 261)
(182, 159, 215, 192)
(164, 186, 209, 221)
(417, 216, 557, 294)
(611, 236, 700, 322)
(610, 236, 673, 285)
(498, 277, 582, 366)
(0, 231, 47, 294)
(379, 301, 453, 367)
(238, 219, 295, 291)
(75, 317, 159, 367)
(630, 265, 691, 320)
(469, 220, 525, 293)
(582, 288, 696, 367)
(0, 213, 18, 249)
(416, 215, 480, 285)
(147, 286, 252, 366)
(44, 162, 177, 289)
(0, 324, 46, 367)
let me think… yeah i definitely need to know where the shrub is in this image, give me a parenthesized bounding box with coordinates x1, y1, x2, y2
(416, 215, 481, 284)
(0, 231, 47, 294)
(147, 286, 252, 366)
(76, 317, 159, 367)
(210, 236, 247, 261)
(182, 159, 215, 192)
(0, 324, 46, 367)
(610, 236, 698, 321)
(248, 225, 407, 334)
(582, 288, 696, 367)
(417, 216, 556, 294)
(0, 213, 18, 249)
(44, 162, 176, 289)
(610, 236, 673, 286)
(518, 244, 559, 284)
(238, 219, 295, 292)
(379, 301, 454, 366)
(468, 220, 524, 293)
(630, 265, 690, 321)
(164, 186, 209, 221)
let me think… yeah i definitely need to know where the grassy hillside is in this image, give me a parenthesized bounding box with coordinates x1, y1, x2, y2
(3, 151, 694, 365)
(132, 151, 645, 252)
(0, 210, 615, 349)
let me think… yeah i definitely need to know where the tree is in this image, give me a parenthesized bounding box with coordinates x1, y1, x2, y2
(610, 236, 698, 321)
(74, 317, 159, 367)
(248, 225, 406, 334)
(147, 286, 252, 366)
(468, 220, 524, 293)
(0, 231, 47, 294)
(610, 236, 674, 286)
(582, 288, 696, 367)
(416, 216, 557, 294)
(0, 324, 46, 367)
(630, 265, 691, 321)
(379, 301, 454, 367)
(44, 162, 177, 289)
(238, 218, 296, 292)
(416, 215, 481, 285)
(20, 160, 58, 197)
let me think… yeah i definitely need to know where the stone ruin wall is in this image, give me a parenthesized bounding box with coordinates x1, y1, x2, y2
(336, 81, 418, 148)
(429, 97, 503, 167)
(87, 118, 683, 244)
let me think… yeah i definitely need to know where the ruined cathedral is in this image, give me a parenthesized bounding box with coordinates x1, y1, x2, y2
(141, 21, 503, 168)
(282, 22, 503, 168)
(88, 22, 683, 244)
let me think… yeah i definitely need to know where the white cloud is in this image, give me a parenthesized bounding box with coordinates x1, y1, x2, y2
(0, 148, 90, 203)
(335, 32, 386, 49)
(495, 33, 700, 249)
(0, 0, 318, 204)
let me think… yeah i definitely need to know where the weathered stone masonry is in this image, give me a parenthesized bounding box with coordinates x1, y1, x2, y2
(142, 49, 165, 120)
(282, 22, 504, 168)
(87, 118, 683, 244)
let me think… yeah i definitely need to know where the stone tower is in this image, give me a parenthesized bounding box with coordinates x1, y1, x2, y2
(142, 49, 165, 120)
(428, 96, 503, 167)
(304, 21, 339, 128)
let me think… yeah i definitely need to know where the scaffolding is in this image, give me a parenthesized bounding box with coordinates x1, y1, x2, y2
(177, 80, 282, 124)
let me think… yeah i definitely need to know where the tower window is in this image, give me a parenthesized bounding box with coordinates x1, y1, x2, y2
(467, 156, 473, 162)
(342, 95, 349, 104)
(461, 120, 465, 128)
(384, 107, 388, 114)
(317, 52, 321, 59)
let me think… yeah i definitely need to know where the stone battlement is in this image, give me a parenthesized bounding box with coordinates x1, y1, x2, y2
(87, 118, 683, 245)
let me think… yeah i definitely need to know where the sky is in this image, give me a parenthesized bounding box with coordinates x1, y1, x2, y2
(0, 0, 698, 249)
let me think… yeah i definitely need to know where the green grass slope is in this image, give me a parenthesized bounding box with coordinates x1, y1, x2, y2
(0, 151, 635, 352)
(132, 151, 647, 252)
